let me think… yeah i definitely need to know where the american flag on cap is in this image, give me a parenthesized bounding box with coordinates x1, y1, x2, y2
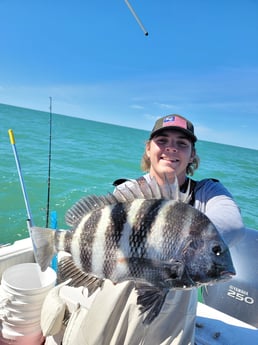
(163, 115, 187, 129)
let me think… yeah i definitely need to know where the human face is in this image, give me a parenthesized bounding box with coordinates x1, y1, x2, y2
(146, 130, 195, 186)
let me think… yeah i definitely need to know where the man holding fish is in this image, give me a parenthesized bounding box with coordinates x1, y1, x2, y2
(33, 114, 245, 344)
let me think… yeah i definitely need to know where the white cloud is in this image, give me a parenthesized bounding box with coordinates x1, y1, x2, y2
(130, 104, 144, 109)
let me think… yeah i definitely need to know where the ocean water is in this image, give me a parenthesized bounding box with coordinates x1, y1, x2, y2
(0, 103, 257, 244)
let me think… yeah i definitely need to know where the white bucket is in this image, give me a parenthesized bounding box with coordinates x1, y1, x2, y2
(0, 263, 56, 344)
(3, 300, 42, 317)
(1, 263, 56, 295)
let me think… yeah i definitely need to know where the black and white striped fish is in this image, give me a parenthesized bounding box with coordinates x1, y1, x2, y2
(31, 177, 235, 324)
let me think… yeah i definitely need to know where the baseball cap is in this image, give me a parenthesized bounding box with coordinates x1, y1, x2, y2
(149, 114, 197, 143)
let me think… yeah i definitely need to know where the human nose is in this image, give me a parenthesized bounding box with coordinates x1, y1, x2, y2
(165, 145, 177, 152)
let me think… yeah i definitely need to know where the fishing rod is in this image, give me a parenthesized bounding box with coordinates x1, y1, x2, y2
(124, 0, 148, 36)
(46, 96, 53, 228)
(8, 129, 34, 234)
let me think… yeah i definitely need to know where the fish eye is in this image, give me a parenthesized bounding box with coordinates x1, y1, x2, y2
(212, 245, 222, 256)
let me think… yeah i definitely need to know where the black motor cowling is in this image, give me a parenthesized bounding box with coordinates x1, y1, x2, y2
(202, 228, 258, 328)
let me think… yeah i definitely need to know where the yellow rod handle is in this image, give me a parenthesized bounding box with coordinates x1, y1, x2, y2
(8, 129, 15, 145)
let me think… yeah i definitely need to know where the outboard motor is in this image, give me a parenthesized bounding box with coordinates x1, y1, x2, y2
(202, 228, 258, 328)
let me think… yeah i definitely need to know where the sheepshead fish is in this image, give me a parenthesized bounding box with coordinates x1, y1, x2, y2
(31, 177, 235, 324)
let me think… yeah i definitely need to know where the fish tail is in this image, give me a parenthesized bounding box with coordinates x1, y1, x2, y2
(31, 226, 56, 272)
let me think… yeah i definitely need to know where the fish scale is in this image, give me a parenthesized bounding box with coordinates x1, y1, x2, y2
(129, 199, 164, 259)
(103, 203, 128, 278)
(79, 211, 102, 272)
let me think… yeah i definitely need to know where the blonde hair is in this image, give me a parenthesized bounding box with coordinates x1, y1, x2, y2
(140, 140, 200, 176)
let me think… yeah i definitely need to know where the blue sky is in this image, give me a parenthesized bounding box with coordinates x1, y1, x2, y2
(0, 0, 258, 149)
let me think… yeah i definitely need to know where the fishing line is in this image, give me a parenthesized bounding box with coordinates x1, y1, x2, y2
(125, 0, 148, 36)
(46, 96, 53, 228)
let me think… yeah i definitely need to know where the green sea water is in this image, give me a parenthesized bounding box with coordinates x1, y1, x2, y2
(0, 103, 257, 244)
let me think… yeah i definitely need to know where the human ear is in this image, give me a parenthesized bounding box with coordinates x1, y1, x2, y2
(145, 142, 151, 158)
(189, 148, 196, 162)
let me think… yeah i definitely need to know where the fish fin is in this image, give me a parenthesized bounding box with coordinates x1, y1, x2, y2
(65, 175, 190, 227)
(128, 257, 186, 284)
(135, 283, 169, 325)
(57, 255, 104, 295)
(159, 174, 191, 202)
(115, 175, 191, 202)
(116, 184, 143, 201)
(65, 193, 118, 227)
(128, 257, 194, 289)
(30, 226, 56, 272)
(138, 176, 163, 199)
(113, 177, 163, 202)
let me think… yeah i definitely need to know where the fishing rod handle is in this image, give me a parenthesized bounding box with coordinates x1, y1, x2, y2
(8, 129, 15, 145)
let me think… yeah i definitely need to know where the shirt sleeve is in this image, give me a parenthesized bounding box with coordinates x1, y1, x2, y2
(194, 179, 245, 247)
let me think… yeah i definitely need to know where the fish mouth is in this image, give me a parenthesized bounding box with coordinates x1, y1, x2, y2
(213, 271, 235, 283)
(209, 262, 236, 280)
(220, 270, 236, 278)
